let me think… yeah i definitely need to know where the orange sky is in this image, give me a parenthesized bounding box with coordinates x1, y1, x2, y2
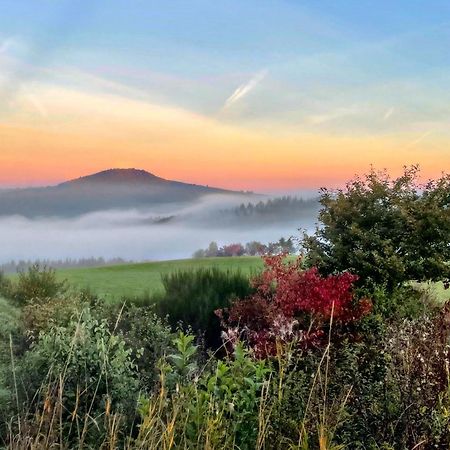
(1, 84, 449, 191)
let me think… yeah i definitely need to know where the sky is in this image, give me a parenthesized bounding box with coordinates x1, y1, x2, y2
(0, 0, 449, 191)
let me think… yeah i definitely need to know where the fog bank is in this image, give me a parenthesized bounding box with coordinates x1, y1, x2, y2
(0, 194, 318, 263)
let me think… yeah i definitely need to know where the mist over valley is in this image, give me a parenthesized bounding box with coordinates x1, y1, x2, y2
(0, 169, 320, 264)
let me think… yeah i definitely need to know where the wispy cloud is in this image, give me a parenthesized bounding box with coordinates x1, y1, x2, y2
(307, 106, 359, 125)
(383, 107, 394, 121)
(223, 69, 268, 109)
(406, 130, 433, 148)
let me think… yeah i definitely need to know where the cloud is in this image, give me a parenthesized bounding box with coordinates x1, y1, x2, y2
(383, 107, 394, 121)
(405, 130, 433, 148)
(307, 106, 359, 125)
(223, 69, 268, 109)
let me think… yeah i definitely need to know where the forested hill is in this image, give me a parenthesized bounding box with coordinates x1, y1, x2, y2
(215, 196, 320, 225)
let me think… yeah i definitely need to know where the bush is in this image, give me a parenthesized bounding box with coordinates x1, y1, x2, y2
(154, 268, 253, 349)
(113, 304, 174, 389)
(21, 289, 93, 342)
(8, 264, 68, 306)
(218, 255, 372, 357)
(13, 308, 139, 446)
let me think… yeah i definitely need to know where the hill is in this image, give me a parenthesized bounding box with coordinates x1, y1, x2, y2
(0, 168, 250, 218)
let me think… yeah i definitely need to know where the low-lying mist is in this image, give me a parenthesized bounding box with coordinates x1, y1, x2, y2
(0, 194, 319, 264)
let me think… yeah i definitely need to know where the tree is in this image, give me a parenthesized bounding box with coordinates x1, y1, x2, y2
(245, 241, 267, 256)
(221, 243, 245, 257)
(192, 249, 206, 258)
(303, 166, 450, 291)
(205, 241, 219, 257)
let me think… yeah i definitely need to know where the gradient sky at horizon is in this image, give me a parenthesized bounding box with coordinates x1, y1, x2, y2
(0, 0, 449, 191)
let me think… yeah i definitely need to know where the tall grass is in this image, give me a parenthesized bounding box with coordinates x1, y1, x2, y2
(5, 322, 348, 450)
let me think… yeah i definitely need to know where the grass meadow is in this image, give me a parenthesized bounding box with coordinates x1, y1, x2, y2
(50, 258, 448, 304)
(54, 256, 265, 300)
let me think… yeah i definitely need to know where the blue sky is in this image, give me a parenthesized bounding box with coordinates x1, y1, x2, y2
(3, 0, 450, 127)
(0, 1, 449, 188)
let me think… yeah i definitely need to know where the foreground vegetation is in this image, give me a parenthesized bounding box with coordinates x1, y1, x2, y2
(0, 167, 449, 449)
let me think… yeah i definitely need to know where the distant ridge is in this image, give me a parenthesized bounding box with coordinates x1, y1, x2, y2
(0, 168, 252, 218)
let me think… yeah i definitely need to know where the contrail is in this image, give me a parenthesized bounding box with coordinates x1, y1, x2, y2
(383, 107, 394, 120)
(223, 69, 267, 109)
(406, 130, 432, 148)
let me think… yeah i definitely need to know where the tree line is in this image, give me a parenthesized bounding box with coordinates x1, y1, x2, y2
(193, 237, 297, 258)
(0, 257, 131, 273)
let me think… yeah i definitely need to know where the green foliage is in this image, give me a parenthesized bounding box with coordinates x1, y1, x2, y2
(154, 267, 253, 348)
(21, 289, 94, 342)
(0, 271, 12, 298)
(137, 333, 272, 449)
(15, 308, 139, 444)
(166, 331, 199, 387)
(8, 264, 68, 306)
(0, 296, 21, 432)
(114, 304, 174, 389)
(367, 283, 438, 320)
(304, 167, 450, 291)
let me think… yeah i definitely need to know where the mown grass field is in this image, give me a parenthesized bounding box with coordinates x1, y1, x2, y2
(56, 256, 265, 301)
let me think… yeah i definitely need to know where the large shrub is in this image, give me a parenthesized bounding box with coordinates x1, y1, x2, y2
(218, 255, 372, 357)
(9, 264, 68, 306)
(154, 268, 253, 349)
(303, 167, 450, 291)
(13, 308, 139, 446)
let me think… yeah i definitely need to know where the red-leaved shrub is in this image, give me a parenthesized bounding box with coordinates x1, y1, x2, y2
(216, 255, 371, 357)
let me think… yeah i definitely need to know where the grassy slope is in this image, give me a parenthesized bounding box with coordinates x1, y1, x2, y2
(56, 257, 264, 301)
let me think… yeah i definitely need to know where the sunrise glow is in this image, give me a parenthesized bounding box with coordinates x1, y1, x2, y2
(1, 1, 449, 190)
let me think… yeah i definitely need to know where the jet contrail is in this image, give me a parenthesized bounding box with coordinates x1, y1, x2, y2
(406, 130, 432, 148)
(223, 69, 267, 109)
(383, 107, 394, 120)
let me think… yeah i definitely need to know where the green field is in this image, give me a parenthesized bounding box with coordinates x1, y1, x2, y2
(6, 256, 447, 304)
(56, 256, 264, 301)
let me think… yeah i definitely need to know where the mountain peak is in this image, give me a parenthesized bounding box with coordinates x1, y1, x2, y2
(60, 168, 164, 186)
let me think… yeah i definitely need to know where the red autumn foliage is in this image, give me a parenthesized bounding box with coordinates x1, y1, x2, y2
(217, 254, 372, 357)
(221, 243, 245, 257)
